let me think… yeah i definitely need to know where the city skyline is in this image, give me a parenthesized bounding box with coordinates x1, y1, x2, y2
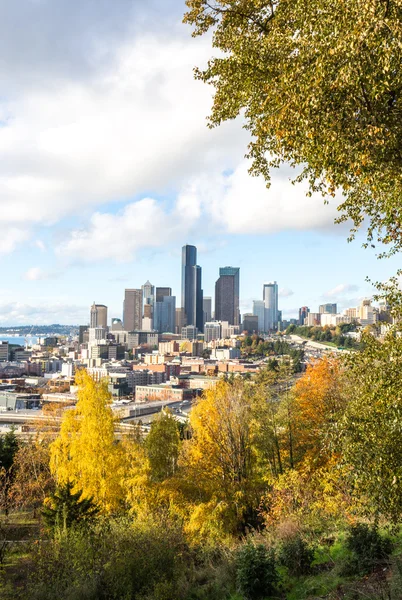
(0, 235, 398, 326)
(0, 0, 400, 325)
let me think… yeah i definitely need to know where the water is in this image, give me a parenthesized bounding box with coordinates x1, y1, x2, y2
(0, 336, 39, 347)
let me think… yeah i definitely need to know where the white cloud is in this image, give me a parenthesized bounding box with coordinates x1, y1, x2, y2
(0, 33, 247, 245)
(0, 228, 29, 255)
(0, 302, 87, 325)
(197, 160, 343, 235)
(323, 283, 359, 298)
(56, 196, 199, 262)
(34, 240, 46, 252)
(24, 267, 57, 281)
(279, 287, 294, 298)
(57, 157, 346, 263)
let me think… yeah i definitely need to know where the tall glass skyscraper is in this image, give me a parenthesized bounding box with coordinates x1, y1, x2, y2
(181, 245, 203, 331)
(263, 281, 279, 331)
(252, 300, 265, 332)
(215, 266, 240, 326)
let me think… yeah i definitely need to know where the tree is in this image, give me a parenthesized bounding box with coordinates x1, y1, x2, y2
(0, 429, 19, 515)
(42, 482, 98, 533)
(292, 357, 346, 467)
(340, 331, 402, 521)
(184, 0, 402, 255)
(10, 437, 54, 517)
(49, 370, 127, 513)
(180, 381, 262, 536)
(146, 410, 181, 482)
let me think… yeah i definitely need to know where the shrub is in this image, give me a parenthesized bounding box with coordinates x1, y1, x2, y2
(344, 523, 393, 574)
(236, 542, 278, 600)
(278, 535, 314, 577)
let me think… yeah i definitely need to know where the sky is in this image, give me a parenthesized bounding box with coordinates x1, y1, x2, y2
(0, 0, 399, 326)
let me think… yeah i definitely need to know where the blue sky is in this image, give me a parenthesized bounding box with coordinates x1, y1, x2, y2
(0, 0, 398, 325)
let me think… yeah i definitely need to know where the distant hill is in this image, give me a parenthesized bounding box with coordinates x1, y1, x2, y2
(0, 324, 79, 336)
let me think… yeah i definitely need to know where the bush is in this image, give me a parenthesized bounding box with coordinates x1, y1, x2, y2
(236, 542, 278, 600)
(278, 535, 314, 577)
(23, 518, 186, 600)
(344, 523, 393, 574)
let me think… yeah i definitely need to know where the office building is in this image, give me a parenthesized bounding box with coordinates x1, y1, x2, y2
(253, 300, 265, 332)
(242, 314, 258, 334)
(111, 318, 124, 331)
(204, 321, 222, 343)
(319, 303, 337, 314)
(215, 266, 240, 326)
(127, 331, 159, 350)
(0, 342, 9, 362)
(181, 244, 203, 331)
(88, 327, 107, 344)
(78, 325, 88, 344)
(203, 297, 212, 324)
(305, 312, 321, 326)
(298, 306, 310, 326)
(344, 307, 358, 319)
(142, 304, 153, 330)
(90, 303, 108, 329)
(123, 289, 143, 331)
(154, 295, 176, 333)
(175, 307, 186, 334)
(263, 281, 279, 331)
(141, 281, 154, 306)
(358, 299, 377, 326)
(321, 313, 353, 327)
(181, 325, 198, 340)
(155, 287, 172, 302)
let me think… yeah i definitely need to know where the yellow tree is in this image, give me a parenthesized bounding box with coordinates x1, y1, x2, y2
(180, 380, 263, 538)
(50, 370, 127, 513)
(292, 356, 346, 467)
(261, 357, 351, 530)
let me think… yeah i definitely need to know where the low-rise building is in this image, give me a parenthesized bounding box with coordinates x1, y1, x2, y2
(134, 385, 192, 403)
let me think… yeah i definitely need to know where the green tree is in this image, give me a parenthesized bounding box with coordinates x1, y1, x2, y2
(42, 482, 98, 533)
(0, 428, 19, 515)
(146, 410, 181, 482)
(185, 0, 402, 255)
(340, 331, 402, 520)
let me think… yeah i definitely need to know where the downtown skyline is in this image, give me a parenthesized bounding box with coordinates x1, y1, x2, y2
(0, 235, 400, 326)
(0, 0, 400, 325)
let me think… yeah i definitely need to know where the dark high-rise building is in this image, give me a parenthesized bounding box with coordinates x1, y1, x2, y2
(215, 267, 240, 326)
(181, 245, 203, 331)
(299, 306, 310, 325)
(242, 314, 258, 334)
(203, 296, 212, 324)
(155, 287, 172, 302)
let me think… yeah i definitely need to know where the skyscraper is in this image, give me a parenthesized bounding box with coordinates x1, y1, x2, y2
(90, 303, 108, 329)
(203, 296, 212, 324)
(155, 287, 172, 302)
(299, 306, 310, 325)
(215, 267, 240, 326)
(154, 296, 176, 333)
(141, 281, 154, 305)
(253, 300, 265, 332)
(263, 281, 279, 331)
(123, 289, 143, 331)
(181, 244, 203, 331)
